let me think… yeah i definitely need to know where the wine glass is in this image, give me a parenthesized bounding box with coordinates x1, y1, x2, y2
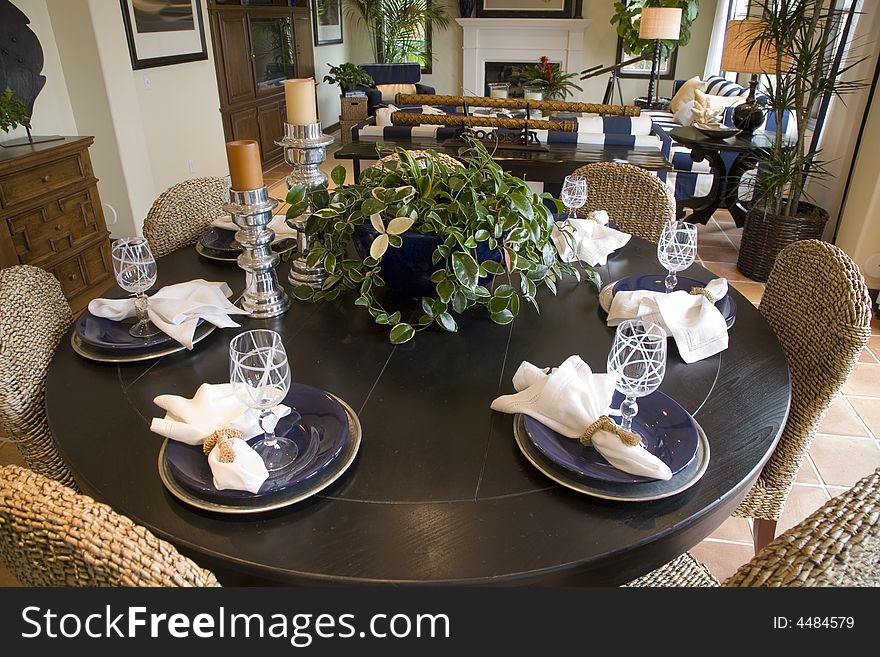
(229, 329, 296, 473)
(111, 237, 162, 338)
(561, 174, 588, 220)
(607, 319, 667, 437)
(657, 220, 698, 293)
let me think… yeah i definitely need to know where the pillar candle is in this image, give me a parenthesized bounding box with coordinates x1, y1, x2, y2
(226, 140, 264, 191)
(285, 78, 318, 125)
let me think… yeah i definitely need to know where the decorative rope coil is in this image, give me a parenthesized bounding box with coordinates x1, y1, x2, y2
(390, 112, 578, 133)
(394, 94, 641, 117)
(580, 415, 641, 447)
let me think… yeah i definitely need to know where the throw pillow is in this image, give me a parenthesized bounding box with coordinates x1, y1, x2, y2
(376, 83, 417, 103)
(669, 76, 705, 114)
(673, 99, 698, 126)
(375, 104, 399, 127)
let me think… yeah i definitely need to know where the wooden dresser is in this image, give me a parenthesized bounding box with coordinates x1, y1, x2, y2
(0, 136, 112, 314)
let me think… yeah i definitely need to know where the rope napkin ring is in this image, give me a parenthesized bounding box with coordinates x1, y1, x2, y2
(580, 415, 641, 447)
(689, 286, 719, 303)
(202, 426, 244, 463)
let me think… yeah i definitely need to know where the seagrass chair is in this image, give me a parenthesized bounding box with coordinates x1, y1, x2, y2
(368, 149, 462, 174)
(570, 162, 676, 242)
(735, 240, 872, 553)
(0, 464, 219, 587)
(0, 266, 76, 489)
(630, 468, 880, 587)
(143, 176, 228, 257)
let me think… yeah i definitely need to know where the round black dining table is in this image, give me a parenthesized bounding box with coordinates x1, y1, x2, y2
(46, 237, 790, 585)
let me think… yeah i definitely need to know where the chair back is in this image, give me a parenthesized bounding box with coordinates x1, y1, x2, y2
(736, 240, 872, 521)
(143, 177, 227, 257)
(570, 162, 675, 242)
(0, 465, 219, 586)
(0, 266, 75, 488)
(727, 468, 880, 586)
(359, 63, 422, 85)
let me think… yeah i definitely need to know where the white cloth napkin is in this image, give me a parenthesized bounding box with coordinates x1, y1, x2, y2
(150, 383, 293, 493)
(212, 213, 297, 243)
(491, 355, 672, 480)
(608, 278, 729, 364)
(551, 217, 630, 266)
(88, 280, 247, 349)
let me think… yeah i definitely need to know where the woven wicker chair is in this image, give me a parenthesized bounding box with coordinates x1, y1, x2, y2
(0, 266, 76, 489)
(569, 162, 675, 242)
(0, 464, 219, 586)
(143, 177, 227, 257)
(735, 240, 872, 553)
(631, 468, 880, 587)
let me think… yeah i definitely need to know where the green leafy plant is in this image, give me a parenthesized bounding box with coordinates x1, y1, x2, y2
(744, 1, 866, 218)
(519, 56, 584, 100)
(611, 0, 700, 59)
(323, 62, 374, 94)
(285, 140, 600, 344)
(0, 88, 30, 134)
(345, 0, 450, 65)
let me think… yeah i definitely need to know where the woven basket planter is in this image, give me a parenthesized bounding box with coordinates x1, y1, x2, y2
(737, 202, 829, 282)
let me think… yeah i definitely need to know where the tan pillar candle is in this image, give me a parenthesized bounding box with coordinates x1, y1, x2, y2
(284, 78, 318, 125)
(225, 140, 264, 191)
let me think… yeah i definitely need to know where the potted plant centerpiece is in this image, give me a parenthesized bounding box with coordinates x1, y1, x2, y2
(323, 62, 374, 96)
(736, 1, 867, 281)
(519, 56, 583, 101)
(285, 140, 599, 344)
(0, 87, 30, 139)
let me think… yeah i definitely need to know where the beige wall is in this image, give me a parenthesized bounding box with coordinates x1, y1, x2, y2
(835, 85, 880, 290)
(6, 0, 77, 141)
(314, 12, 359, 128)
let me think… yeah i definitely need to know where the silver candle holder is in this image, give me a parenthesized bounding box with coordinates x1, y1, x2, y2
(276, 122, 335, 288)
(223, 186, 290, 318)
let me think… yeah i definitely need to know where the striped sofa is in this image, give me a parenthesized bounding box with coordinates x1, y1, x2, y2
(644, 75, 795, 204)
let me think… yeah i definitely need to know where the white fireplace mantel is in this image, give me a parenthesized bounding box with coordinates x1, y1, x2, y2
(456, 18, 592, 98)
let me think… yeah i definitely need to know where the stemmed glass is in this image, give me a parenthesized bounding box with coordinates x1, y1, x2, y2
(607, 319, 667, 437)
(111, 237, 162, 338)
(561, 174, 588, 220)
(657, 220, 698, 293)
(229, 329, 296, 473)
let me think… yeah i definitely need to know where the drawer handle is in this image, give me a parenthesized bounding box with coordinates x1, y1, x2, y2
(42, 175, 51, 183)
(55, 224, 63, 231)
(68, 274, 77, 281)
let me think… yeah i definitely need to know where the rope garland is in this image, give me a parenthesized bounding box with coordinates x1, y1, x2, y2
(394, 93, 641, 117)
(390, 111, 577, 132)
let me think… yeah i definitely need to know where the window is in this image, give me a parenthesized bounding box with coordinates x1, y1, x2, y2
(615, 38, 678, 80)
(377, 0, 436, 73)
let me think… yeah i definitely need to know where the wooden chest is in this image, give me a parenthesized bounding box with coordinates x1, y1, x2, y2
(0, 137, 112, 313)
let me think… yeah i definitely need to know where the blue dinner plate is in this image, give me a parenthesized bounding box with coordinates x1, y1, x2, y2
(164, 383, 349, 501)
(613, 273, 737, 328)
(522, 390, 699, 484)
(199, 227, 241, 254)
(75, 310, 177, 351)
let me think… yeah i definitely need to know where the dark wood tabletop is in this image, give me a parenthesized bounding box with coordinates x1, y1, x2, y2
(45, 238, 790, 585)
(335, 139, 672, 183)
(669, 126, 781, 153)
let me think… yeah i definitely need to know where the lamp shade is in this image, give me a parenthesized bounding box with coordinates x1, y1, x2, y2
(721, 20, 777, 74)
(638, 7, 682, 41)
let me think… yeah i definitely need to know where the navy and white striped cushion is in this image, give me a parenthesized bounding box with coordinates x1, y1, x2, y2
(704, 75, 751, 98)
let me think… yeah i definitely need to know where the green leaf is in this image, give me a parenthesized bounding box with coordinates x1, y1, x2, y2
(437, 280, 454, 303)
(584, 266, 602, 292)
(354, 295, 370, 307)
(431, 299, 447, 317)
(495, 284, 514, 298)
(285, 185, 307, 206)
(489, 295, 508, 313)
(509, 293, 520, 317)
(421, 297, 435, 317)
(387, 311, 401, 324)
(375, 312, 389, 325)
(437, 312, 458, 332)
(481, 260, 505, 276)
(429, 269, 447, 283)
(490, 309, 514, 325)
(362, 198, 385, 216)
(330, 165, 347, 187)
(451, 251, 479, 289)
(509, 192, 533, 220)
(418, 314, 433, 326)
(389, 323, 415, 345)
(475, 229, 490, 242)
(324, 252, 336, 273)
(474, 285, 491, 298)
(452, 290, 467, 314)
(292, 284, 314, 301)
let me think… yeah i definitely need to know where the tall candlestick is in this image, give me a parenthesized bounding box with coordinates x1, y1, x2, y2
(225, 140, 264, 191)
(285, 78, 318, 125)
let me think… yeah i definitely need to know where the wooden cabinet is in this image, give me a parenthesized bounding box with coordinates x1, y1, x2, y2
(208, 1, 315, 168)
(0, 137, 112, 314)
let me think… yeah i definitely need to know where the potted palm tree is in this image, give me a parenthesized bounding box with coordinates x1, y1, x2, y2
(736, 0, 866, 281)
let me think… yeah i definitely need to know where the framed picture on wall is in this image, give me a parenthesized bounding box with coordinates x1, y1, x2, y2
(475, 0, 579, 19)
(312, 0, 344, 46)
(119, 0, 208, 70)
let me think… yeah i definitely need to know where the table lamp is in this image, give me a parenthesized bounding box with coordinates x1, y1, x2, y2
(638, 7, 682, 108)
(720, 19, 776, 133)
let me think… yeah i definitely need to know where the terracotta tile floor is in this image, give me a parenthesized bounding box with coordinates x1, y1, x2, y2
(1, 179, 878, 587)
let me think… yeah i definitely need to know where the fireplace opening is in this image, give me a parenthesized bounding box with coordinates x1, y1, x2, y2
(483, 61, 533, 98)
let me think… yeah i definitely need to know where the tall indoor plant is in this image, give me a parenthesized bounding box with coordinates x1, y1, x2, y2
(611, 0, 700, 60)
(736, 0, 866, 280)
(285, 140, 598, 344)
(346, 0, 450, 65)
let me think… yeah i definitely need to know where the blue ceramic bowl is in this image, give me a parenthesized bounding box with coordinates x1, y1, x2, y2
(352, 223, 504, 298)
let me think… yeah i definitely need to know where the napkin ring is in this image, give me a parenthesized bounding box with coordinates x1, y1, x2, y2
(580, 416, 641, 447)
(689, 287, 718, 303)
(203, 426, 244, 463)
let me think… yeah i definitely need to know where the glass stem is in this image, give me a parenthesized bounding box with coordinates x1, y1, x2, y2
(568, 206, 577, 220)
(259, 409, 277, 448)
(134, 292, 149, 323)
(620, 396, 638, 432)
(664, 272, 677, 293)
